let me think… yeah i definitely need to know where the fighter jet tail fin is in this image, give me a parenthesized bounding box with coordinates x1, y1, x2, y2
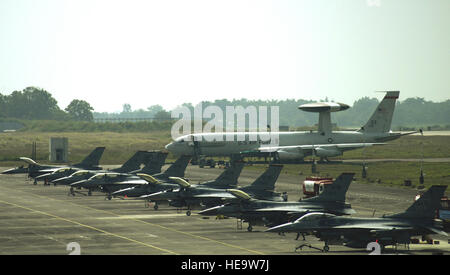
(138, 151, 169, 175)
(359, 91, 399, 133)
(305, 173, 354, 203)
(162, 155, 192, 178)
(211, 161, 245, 187)
(388, 185, 447, 219)
(111, 151, 146, 173)
(247, 164, 283, 191)
(74, 147, 105, 168)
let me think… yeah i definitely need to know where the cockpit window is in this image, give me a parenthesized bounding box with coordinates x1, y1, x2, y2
(72, 171, 88, 177)
(54, 167, 70, 173)
(295, 212, 334, 223)
(91, 173, 106, 180)
(175, 135, 193, 143)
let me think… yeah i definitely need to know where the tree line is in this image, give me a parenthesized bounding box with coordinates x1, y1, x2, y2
(1, 87, 449, 131)
(168, 97, 450, 130)
(0, 87, 94, 121)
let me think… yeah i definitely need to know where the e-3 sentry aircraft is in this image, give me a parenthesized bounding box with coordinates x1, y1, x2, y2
(165, 91, 416, 162)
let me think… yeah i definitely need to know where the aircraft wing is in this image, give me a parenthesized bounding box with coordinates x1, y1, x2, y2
(36, 168, 61, 173)
(255, 142, 386, 153)
(253, 207, 307, 214)
(191, 191, 235, 199)
(110, 179, 148, 185)
(332, 223, 414, 232)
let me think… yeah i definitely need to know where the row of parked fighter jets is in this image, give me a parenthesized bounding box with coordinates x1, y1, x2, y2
(2, 147, 447, 252)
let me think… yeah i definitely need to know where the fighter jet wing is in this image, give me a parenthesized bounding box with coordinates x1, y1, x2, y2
(332, 223, 414, 231)
(110, 179, 148, 185)
(37, 168, 61, 173)
(191, 192, 235, 199)
(253, 204, 324, 213)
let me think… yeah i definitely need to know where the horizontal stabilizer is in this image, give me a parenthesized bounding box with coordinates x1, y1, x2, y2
(423, 226, 448, 237)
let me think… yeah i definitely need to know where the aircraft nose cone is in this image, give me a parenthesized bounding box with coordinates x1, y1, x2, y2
(113, 187, 144, 198)
(165, 142, 173, 151)
(198, 206, 220, 216)
(112, 188, 132, 196)
(52, 177, 66, 185)
(1, 168, 16, 174)
(71, 179, 88, 188)
(265, 223, 292, 233)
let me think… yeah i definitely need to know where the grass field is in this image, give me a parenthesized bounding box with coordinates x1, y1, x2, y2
(0, 131, 449, 189)
(0, 131, 172, 165)
(245, 162, 450, 190)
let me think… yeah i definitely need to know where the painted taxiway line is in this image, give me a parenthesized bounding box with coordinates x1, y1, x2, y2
(0, 185, 265, 255)
(0, 199, 177, 255)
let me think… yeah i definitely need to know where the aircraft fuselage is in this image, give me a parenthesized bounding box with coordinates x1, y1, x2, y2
(166, 130, 402, 157)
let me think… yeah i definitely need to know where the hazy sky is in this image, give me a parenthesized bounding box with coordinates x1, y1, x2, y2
(0, 0, 449, 113)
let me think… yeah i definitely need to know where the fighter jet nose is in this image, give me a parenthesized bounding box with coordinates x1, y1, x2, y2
(1, 168, 14, 174)
(198, 206, 220, 216)
(265, 225, 283, 233)
(112, 187, 133, 196)
(71, 179, 87, 187)
(265, 222, 293, 233)
(52, 178, 64, 184)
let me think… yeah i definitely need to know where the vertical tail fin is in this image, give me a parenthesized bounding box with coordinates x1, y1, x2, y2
(139, 151, 168, 175)
(304, 173, 354, 202)
(206, 161, 245, 188)
(112, 151, 148, 173)
(389, 185, 447, 219)
(162, 155, 192, 177)
(247, 164, 283, 191)
(360, 91, 399, 133)
(75, 147, 105, 168)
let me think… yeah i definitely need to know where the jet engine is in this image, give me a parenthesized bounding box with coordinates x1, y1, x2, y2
(314, 147, 343, 158)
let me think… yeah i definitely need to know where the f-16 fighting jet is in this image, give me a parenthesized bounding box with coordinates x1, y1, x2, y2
(70, 155, 191, 200)
(199, 173, 355, 232)
(1, 147, 105, 184)
(266, 185, 448, 252)
(51, 151, 167, 186)
(142, 164, 286, 216)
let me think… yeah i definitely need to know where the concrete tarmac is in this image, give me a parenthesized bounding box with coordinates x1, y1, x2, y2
(0, 165, 448, 255)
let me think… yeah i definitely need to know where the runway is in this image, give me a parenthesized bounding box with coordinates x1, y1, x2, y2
(0, 165, 448, 255)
